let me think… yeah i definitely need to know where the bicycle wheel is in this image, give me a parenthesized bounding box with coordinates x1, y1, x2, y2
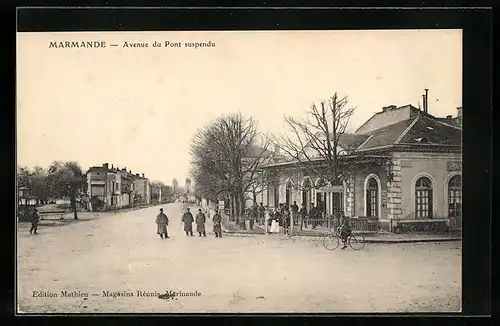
(348, 234, 365, 250)
(323, 233, 340, 251)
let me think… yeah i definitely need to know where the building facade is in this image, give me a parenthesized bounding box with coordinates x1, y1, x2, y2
(87, 163, 151, 210)
(133, 173, 151, 205)
(261, 104, 462, 233)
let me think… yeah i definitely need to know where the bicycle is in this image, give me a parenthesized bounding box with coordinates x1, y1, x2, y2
(322, 227, 366, 251)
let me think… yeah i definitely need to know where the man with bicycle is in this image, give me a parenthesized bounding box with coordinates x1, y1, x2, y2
(339, 212, 352, 249)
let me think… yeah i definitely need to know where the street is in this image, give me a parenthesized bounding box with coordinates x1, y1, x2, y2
(17, 203, 461, 313)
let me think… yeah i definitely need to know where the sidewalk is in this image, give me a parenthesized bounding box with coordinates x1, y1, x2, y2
(18, 204, 159, 231)
(222, 224, 461, 243)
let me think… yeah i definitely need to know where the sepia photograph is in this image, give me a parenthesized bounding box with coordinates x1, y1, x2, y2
(16, 29, 462, 314)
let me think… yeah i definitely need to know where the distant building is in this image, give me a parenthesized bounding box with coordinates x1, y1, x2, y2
(87, 163, 151, 210)
(172, 178, 178, 194)
(117, 167, 135, 207)
(87, 163, 122, 210)
(133, 173, 151, 205)
(150, 183, 162, 204)
(185, 178, 192, 194)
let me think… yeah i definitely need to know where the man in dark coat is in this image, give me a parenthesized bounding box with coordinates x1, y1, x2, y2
(212, 210, 222, 238)
(290, 201, 299, 226)
(156, 208, 169, 239)
(195, 209, 206, 237)
(310, 203, 319, 229)
(182, 208, 194, 236)
(258, 202, 266, 225)
(299, 203, 308, 230)
(30, 209, 40, 235)
(282, 208, 291, 234)
(249, 205, 258, 230)
(339, 212, 352, 249)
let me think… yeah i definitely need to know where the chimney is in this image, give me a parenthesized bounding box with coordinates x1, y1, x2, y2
(142, 173, 145, 178)
(446, 115, 452, 119)
(136, 173, 139, 177)
(111, 164, 114, 169)
(421, 94, 426, 113)
(457, 107, 462, 118)
(382, 105, 396, 112)
(424, 89, 429, 113)
(103, 163, 109, 169)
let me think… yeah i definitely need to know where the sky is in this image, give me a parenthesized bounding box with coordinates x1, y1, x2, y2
(17, 30, 462, 185)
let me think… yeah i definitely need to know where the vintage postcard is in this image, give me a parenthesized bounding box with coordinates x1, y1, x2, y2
(16, 29, 462, 314)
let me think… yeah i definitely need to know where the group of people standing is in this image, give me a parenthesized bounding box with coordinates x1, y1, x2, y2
(262, 200, 352, 235)
(155, 207, 223, 239)
(265, 202, 299, 234)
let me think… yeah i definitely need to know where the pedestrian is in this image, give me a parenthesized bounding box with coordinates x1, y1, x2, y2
(182, 207, 194, 236)
(270, 208, 281, 234)
(156, 208, 169, 239)
(196, 209, 207, 237)
(282, 208, 290, 234)
(212, 210, 222, 238)
(249, 205, 257, 230)
(258, 202, 266, 225)
(29, 209, 40, 235)
(339, 212, 352, 249)
(290, 201, 299, 226)
(299, 203, 307, 230)
(310, 203, 319, 229)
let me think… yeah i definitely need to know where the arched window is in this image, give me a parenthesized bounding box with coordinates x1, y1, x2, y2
(448, 175, 462, 218)
(415, 177, 433, 218)
(302, 178, 312, 209)
(315, 178, 327, 213)
(366, 177, 379, 218)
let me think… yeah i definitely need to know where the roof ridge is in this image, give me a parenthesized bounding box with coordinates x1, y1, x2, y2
(356, 135, 373, 150)
(423, 115, 463, 130)
(394, 115, 420, 144)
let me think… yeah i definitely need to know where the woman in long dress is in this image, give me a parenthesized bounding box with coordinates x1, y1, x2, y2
(270, 209, 280, 233)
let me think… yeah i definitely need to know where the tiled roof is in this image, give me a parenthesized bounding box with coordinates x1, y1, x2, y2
(357, 119, 415, 150)
(357, 115, 462, 150)
(399, 116, 462, 145)
(435, 117, 462, 128)
(337, 133, 371, 149)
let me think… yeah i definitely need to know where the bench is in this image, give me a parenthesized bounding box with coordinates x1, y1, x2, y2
(38, 211, 66, 220)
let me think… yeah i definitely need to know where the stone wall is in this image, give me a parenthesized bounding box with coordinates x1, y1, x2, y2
(386, 157, 403, 220)
(396, 151, 461, 220)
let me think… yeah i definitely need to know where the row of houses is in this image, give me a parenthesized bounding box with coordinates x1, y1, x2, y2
(257, 99, 462, 233)
(86, 163, 162, 211)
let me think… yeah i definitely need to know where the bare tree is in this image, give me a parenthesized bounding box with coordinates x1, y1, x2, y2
(244, 169, 268, 205)
(272, 93, 392, 217)
(190, 113, 273, 227)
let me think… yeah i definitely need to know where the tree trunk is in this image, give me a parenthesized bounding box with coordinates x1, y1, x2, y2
(231, 195, 236, 222)
(240, 192, 246, 229)
(234, 196, 240, 227)
(71, 193, 78, 220)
